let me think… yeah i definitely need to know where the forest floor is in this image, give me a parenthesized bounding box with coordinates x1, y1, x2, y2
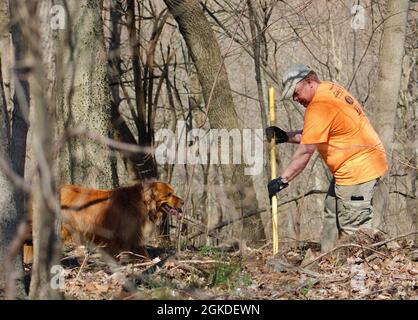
(24, 231, 418, 300)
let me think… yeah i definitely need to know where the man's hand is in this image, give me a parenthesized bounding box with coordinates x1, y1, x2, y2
(265, 126, 288, 144)
(268, 177, 289, 198)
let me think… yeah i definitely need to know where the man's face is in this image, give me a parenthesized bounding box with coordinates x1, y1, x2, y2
(292, 78, 316, 107)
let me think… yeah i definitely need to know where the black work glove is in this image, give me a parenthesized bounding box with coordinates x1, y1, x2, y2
(265, 126, 288, 144)
(268, 177, 289, 198)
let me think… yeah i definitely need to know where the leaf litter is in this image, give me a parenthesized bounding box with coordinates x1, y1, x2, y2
(24, 232, 417, 300)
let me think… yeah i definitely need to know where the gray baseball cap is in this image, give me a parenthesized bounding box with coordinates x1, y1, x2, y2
(281, 64, 312, 100)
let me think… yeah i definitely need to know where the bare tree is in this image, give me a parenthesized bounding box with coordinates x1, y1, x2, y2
(368, 0, 410, 233)
(371, 0, 410, 152)
(108, 0, 142, 181)
(0, 53, 26, 299)
(164, 0, 265, 241)
(21, 0, 62, 299)
(247, 0, 268, 130)
(0, 0, 11, 110)
(55, 0, 117, 188)
(9, 0, 30, 219)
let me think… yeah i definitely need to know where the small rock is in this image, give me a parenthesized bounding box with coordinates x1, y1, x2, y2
(266, 258, 287, 272)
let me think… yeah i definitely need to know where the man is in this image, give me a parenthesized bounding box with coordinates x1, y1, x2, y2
(266, 64, 388, 252)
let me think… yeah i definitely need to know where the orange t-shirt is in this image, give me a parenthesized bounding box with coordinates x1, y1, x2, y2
(300, 81, 388, 185)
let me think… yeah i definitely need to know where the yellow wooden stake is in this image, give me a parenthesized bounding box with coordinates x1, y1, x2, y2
(269, 87, 279, 255)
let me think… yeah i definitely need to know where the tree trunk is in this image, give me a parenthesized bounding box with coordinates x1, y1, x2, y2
(9, 0, 30, 220)
(0, 53, 26, 299)
(401, 48, 417, 260)
(247, 0, 267, 131)
(369, 0, 410, 233)
(108, 0, 143, 181)
(25, 0, 61, 299)
(0, 0, 11, 112)
(164, 0, 265, 242)
(126, 0, 158, 180)
(371, 0, 409, 154)
(55, 0, 117, 189)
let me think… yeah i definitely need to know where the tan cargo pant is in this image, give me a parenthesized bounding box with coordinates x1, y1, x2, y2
(320, 178, 379, 252)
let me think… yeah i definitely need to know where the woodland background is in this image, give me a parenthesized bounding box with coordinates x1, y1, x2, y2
(0, 0, 416, 299)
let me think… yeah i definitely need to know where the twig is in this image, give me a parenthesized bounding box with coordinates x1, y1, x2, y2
(280, 190, 327, 206)
(132, 261, 161, 268)
(359, 284, 402, 299)
(55, 125, 154, 156)
(187, 208, 267, 240)
(302, 243, 388, 268)
(175, 260, 226, 264)
(272, 278, 320, 299)
(116, 251, 150, 261)
(0, 154, 31, 193)
(256, 241, 272, 251)
(75, 251, 90, 282)
(370, 231, 418, 248)
(321, 275, 352, 285)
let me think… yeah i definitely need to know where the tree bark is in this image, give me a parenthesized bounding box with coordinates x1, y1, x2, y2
(247, 0, 267, 131)
(369, 0, 410, 233)
(25, 0, 61, 299)
(0, 0, 11, 112)
(108, 0, 146, 181)
(371, 0, 410, 153)
(400, 46, 417, 259)
(0, 53, 26, 299)
(126, 0, 158, 179)
(9, 0, 30, 220)
(164, 0, 265, 241)
(55, 0, 117, 188)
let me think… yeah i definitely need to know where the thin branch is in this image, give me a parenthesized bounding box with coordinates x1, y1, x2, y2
(302, 243, 389, 268)
(0, 154, 31, 193)
(55, 126, 154, 156)
(370, 231, 418, 248)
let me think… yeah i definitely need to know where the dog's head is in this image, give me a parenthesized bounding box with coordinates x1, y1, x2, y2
(144, 181, 184, 222)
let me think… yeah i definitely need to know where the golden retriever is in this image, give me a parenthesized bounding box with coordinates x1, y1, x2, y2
(24, 181, 183, 262)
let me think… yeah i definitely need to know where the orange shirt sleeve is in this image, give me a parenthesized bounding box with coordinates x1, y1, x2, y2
(300, 103, 337, 144)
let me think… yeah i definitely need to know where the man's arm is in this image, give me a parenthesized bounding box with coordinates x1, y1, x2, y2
(281, 143, 316, 182)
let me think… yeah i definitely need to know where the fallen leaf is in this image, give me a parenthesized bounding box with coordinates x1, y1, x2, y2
(95, 284, 109, 292)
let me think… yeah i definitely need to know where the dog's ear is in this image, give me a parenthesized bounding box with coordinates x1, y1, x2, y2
(143, 183, 153, 202)
(151, 182, 167, 198)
